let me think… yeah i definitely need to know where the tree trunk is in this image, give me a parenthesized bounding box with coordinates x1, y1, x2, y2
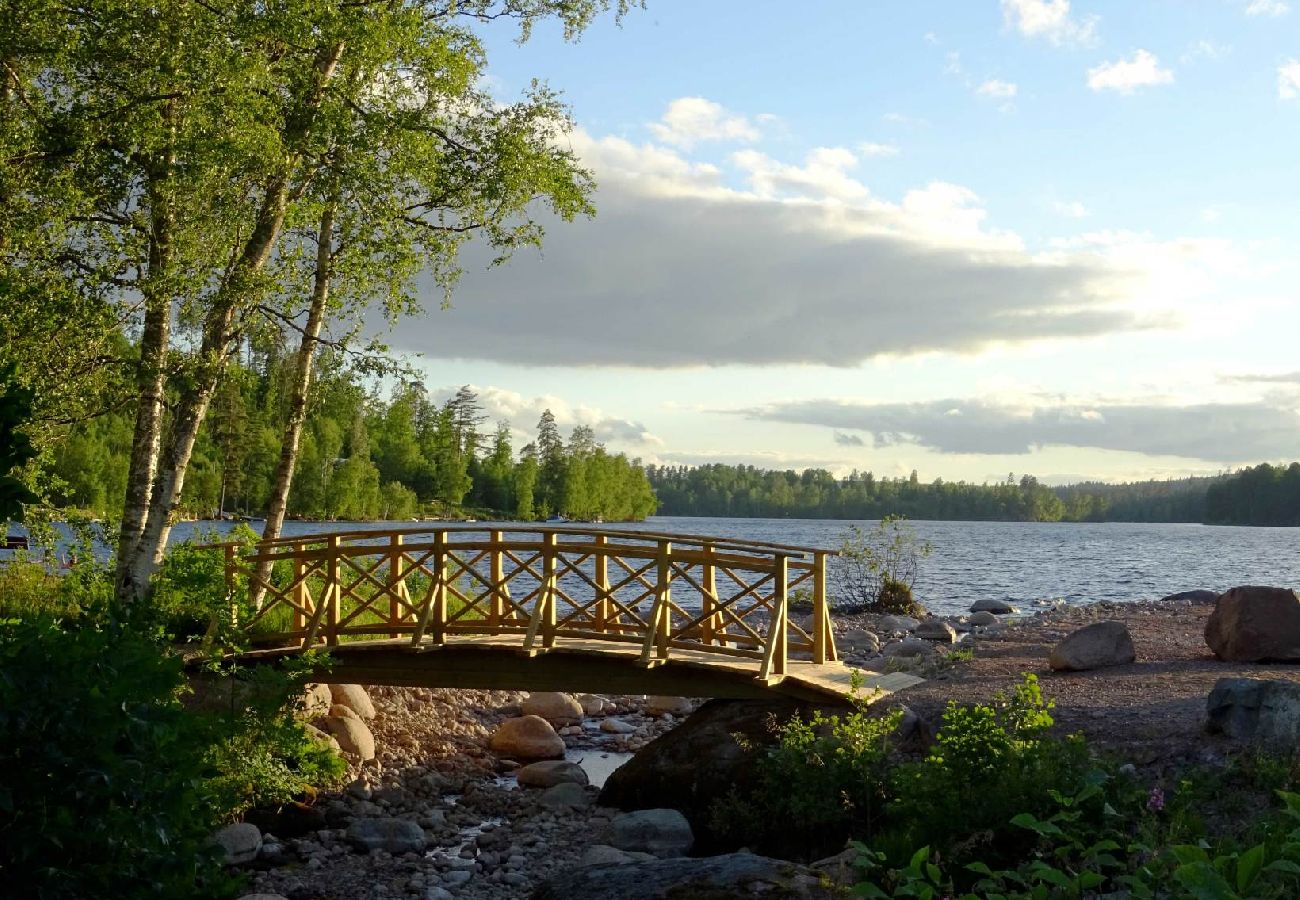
(251, 198, 335, 607)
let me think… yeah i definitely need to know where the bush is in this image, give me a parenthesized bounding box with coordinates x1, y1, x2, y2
(834, 516, 932, 614)
(0, 617, 239, 899)
(711, 681, 902, 859)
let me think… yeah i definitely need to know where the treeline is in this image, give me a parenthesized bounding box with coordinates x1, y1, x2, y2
(647, 464, 1241, 523)
(47, 352, 656, 523)
(1205, 462, 1300, 526)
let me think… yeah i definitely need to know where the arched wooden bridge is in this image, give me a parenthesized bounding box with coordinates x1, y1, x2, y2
(205, 525, 921, 704)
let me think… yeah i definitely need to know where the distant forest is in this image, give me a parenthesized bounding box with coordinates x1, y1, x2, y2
(646, 462, 1300, 526)
(46, 352, 657, 523)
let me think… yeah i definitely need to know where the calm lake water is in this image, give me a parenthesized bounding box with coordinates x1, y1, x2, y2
(159, 516, 1300, 617)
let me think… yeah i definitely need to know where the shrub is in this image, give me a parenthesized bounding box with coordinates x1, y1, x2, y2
(711, 681, 902, 859)
(0, 617, 239, 899)
(834, 516, 932, 614)
(151, 524, 261, 645)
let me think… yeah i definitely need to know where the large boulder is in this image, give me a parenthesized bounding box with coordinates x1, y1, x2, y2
(1162, 589, 1219, 604)
(1205, 587, 1300, 662)
(346, 817, 427, 853)
(1207, 678, 1300, 748)
(488, 715, 565, 760)
(299, 683, 334, 717)
(914, 619, 957, 643)
(521, 692, 584, 726)
(605, 809, 694, 858)
(328, 683, 376, 720)
(970, 598, 1017, 614)
(1048, 621, 1136, 672)
(516, 760, 589, 788)
(321, 715, 376, 760)
(646, 696, 693, 717)
(212, 822, 262, 865)
(878, 615, 919, 632)
(532, 853, 834, 899)
(599, 698, 812, 853)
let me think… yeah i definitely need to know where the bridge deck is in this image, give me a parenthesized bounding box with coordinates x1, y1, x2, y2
(234, 635, 922, 705)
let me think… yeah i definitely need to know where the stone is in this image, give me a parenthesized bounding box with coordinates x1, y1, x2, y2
(840, 628, 881, 652)
(488, 715, 565, 760)
(328, 703, 360, 721)
(1207, 678, 1300, 748)
(600, 717, 636, 734)
(346, 817, 427, 853)
(580, 844, 656, 866)
(1162, 589, 1219, 604)
(882, 637, 931, 658)
(1049, 621, 1136, 672)
(533, 853, 835, 900)
(914, 619, 957, 643)
(969, 610, 999, 626)
(299, 683, 333, 717)
(328, 683, 376, 720)
(879, 615, 920, 632)
(322, 715, 376, 760)
(516, 760, 590, 788)
(606, 809, 694, 858)
(521, 692, 585, 726)
(577, 693, 607, 716)
(646, 696, 693, 716)
(1205, 586, 1300, 662)
(970, 598, 1017, 614)
(303, 723, 341, 752)
(538, 782, 593, 809)
(212, 822, 262, 865)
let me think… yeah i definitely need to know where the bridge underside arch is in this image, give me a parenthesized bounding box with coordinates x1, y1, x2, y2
(230, 637, 921, 705)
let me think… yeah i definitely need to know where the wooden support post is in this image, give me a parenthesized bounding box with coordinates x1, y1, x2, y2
(489, 530, 505, 633)
(759, 555, 788, 680)
(812, 551, 834, 664)
(639, 541, 673, 665)
(387, 533, 408, 639)
(523, 532, 558, 652)
(410, 531, 448, 646)
(594, 534, 611, 633)
(292, 541, 307, 639)
(700, 542, 718, 646)
(306, 535, 341, 647)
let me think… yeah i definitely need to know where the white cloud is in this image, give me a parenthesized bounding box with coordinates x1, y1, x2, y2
(1087, 50, 1175, 94)
(1001, 0, 1099, 47)
(647, 97, 761, 149)
(1280, 60, 1300, 99)
(977, 79, 1019, 99)
(857, 141, 900, 157)
(1181, 40, 1230, 64)
(462, 385, 663, 448)
(1052, 200, 1090, 218)
(1246, 0, 1290, 17)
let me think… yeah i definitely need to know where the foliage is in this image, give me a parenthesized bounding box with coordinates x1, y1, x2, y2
(0, 616, 239, 899)
(834, 515, 932, 614)
(0, 364, 39, 522)
(712, 680, 902, 859)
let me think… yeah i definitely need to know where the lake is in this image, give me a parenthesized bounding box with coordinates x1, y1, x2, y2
(161, 516, 1300, 617)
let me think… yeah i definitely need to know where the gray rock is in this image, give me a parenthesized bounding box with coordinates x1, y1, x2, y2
(840, 628, 881, 652)
(600, 717, 636, 734)
(346, 817, 427, 853)
(538, 782, 593, 810)
(879, 615, 920, 632)
(213, 822, 262, 866)
(606, 809, 694, 858)
(970, 598, 1017, 614)
(1049, 621, 1136, 671)
(580, 844, 657, 866)
(882, 637, 931, 658)
(1207, 678, 1300, 748)
(969, 610, 999, 626)
(533, 853, 834, 899)
(577, 693, 607, 716)
(1206, 586, 1300, 662)
(516, 760, 590, 788)
(914, 619, 957, 643)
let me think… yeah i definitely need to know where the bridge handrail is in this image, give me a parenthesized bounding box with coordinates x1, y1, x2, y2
(207, 525, 839, 683)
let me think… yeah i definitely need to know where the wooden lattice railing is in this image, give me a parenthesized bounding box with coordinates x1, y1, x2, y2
(203, 526, 838, 681)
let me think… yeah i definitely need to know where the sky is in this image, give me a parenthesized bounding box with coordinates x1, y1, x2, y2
(390, 0, 1300, 486)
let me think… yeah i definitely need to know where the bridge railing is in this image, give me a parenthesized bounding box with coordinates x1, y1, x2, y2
(203, 525, 838, 681)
